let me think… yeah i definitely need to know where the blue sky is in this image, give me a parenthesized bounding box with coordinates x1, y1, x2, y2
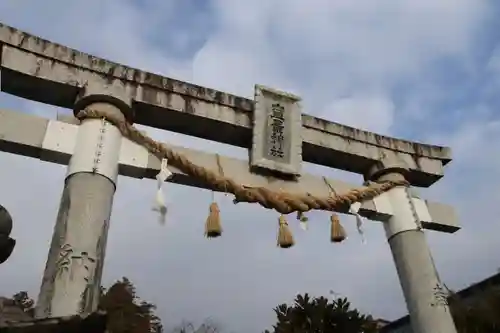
(1, 1, 500, 332)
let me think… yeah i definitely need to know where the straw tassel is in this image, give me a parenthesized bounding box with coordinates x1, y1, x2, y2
(205, 202, 222, 238)
(330, 213, 347, 243)
(277, 215, 295, 248)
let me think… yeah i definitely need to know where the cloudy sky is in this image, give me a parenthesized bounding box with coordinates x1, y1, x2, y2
(1, 0, 500, 332)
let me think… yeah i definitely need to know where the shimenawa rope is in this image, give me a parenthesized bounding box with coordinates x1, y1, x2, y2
(76, 109, 408, 214)
(76, 109, 409, 247)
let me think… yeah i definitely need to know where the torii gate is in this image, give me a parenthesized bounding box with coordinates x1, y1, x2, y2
(0, 23, 459, 333)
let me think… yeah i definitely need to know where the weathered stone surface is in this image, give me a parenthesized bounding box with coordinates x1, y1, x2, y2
(0, 22, 452, 187)
(0, 297, 32, 326)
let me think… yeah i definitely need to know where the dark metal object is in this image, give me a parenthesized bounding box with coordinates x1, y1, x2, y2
(0, 204, 16, 264)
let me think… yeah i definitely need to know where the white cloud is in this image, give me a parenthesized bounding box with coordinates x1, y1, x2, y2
(0, 1, 499, 332)
(488, 46, 500, 73)
(321, 93, 395, 134)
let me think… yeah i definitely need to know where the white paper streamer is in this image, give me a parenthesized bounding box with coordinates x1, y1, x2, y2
(300, 220, 308, 231)
(297, 212, 309, 231)
(349, 202, 366, 244)
(152, 158, 172, 225)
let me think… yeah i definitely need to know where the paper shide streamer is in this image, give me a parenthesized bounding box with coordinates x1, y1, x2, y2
(152, 158, 172, 225)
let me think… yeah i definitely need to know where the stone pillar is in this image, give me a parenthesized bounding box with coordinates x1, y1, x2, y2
(35, 94, 133, 318)
(368, 168, 457, 333)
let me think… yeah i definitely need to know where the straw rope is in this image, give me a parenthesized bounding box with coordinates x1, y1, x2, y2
(76, 109, 408, 215)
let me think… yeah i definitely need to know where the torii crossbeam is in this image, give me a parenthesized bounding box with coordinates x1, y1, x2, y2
(0, 22, 459, 333)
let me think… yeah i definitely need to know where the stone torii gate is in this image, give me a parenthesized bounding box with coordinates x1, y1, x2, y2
(0, 23, 459, 333)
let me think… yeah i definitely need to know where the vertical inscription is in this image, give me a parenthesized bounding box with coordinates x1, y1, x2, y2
(431, 282, 450, 310)
(77, 251, 97, 314)
(56, 243, 74, 277)
(252, 84, 302, 176)
(35, 187, 71, 318)
(267, 103, 286, 160)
